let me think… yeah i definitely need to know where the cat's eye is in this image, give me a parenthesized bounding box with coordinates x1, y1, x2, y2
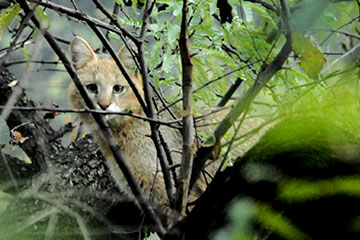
(113, 85, 124, 94)
(86, 84, 98, 93)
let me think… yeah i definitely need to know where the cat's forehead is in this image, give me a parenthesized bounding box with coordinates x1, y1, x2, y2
(78, 59, 128, 85)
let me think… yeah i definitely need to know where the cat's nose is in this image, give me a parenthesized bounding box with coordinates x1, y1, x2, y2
(99, 103, 110, 110)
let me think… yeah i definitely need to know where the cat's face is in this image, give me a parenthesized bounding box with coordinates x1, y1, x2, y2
(68, 37, 143, 120)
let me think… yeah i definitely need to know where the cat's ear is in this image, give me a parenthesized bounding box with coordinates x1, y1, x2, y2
(117, 42, 136, 69)
(70, 37, 97, 70)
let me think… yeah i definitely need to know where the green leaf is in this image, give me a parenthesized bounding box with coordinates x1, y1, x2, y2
(172, 1, 182, 17)
(167, 24, 180, 46)
(153, 74, 160, 90)
(0, 3, 21, 40)
(148, 40, 163, 70)
(161, 53, 177, 73)
(292, 32, 325, 80)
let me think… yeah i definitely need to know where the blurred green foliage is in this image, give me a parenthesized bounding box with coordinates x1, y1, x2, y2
(213, 78, 360, 239)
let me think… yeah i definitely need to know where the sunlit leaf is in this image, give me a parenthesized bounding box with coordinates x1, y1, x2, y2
(167, 24, 180, 46)
(292, 32, 326, 80)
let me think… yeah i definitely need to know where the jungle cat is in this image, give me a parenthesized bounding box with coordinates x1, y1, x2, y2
(68, 36, 200, 226)
(68, 36, 266, 227)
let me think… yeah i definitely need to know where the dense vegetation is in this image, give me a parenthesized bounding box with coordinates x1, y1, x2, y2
(0, 0, 359, 239)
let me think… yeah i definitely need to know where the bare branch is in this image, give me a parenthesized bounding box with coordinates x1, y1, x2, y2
(320, 15, 360, 45)
(175, 0, 194, 216)
(217, 77, 243, 107)
(4, 60, 60, 67)
(0, 105, 182, 127)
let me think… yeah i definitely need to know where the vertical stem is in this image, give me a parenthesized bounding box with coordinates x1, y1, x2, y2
(137, 0, 175, 206)
(176, 0, 194, 215)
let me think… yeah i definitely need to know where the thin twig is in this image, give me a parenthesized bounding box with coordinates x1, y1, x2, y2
(70, 0, 79, 10)
(92, 0, 140, 55)
(4, 60, 60, 67)
(159, 132, 178, 187)
(157, 63, 257, 114)
(139, 0, 156, 40)
(328, 41, 360, 68)
(0, 105, 182, 127)
(0, 39, 33, 53)
(217, 77, 243, 107)
(245, 0, 278, 12)
(103, 2, 121, 51)
(320, 15, 360, 46)
(37, 0, 138, 42)
(218, 107, 249, 172)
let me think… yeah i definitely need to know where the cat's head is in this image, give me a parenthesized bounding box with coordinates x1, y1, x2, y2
(68, 36, 143, 119)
